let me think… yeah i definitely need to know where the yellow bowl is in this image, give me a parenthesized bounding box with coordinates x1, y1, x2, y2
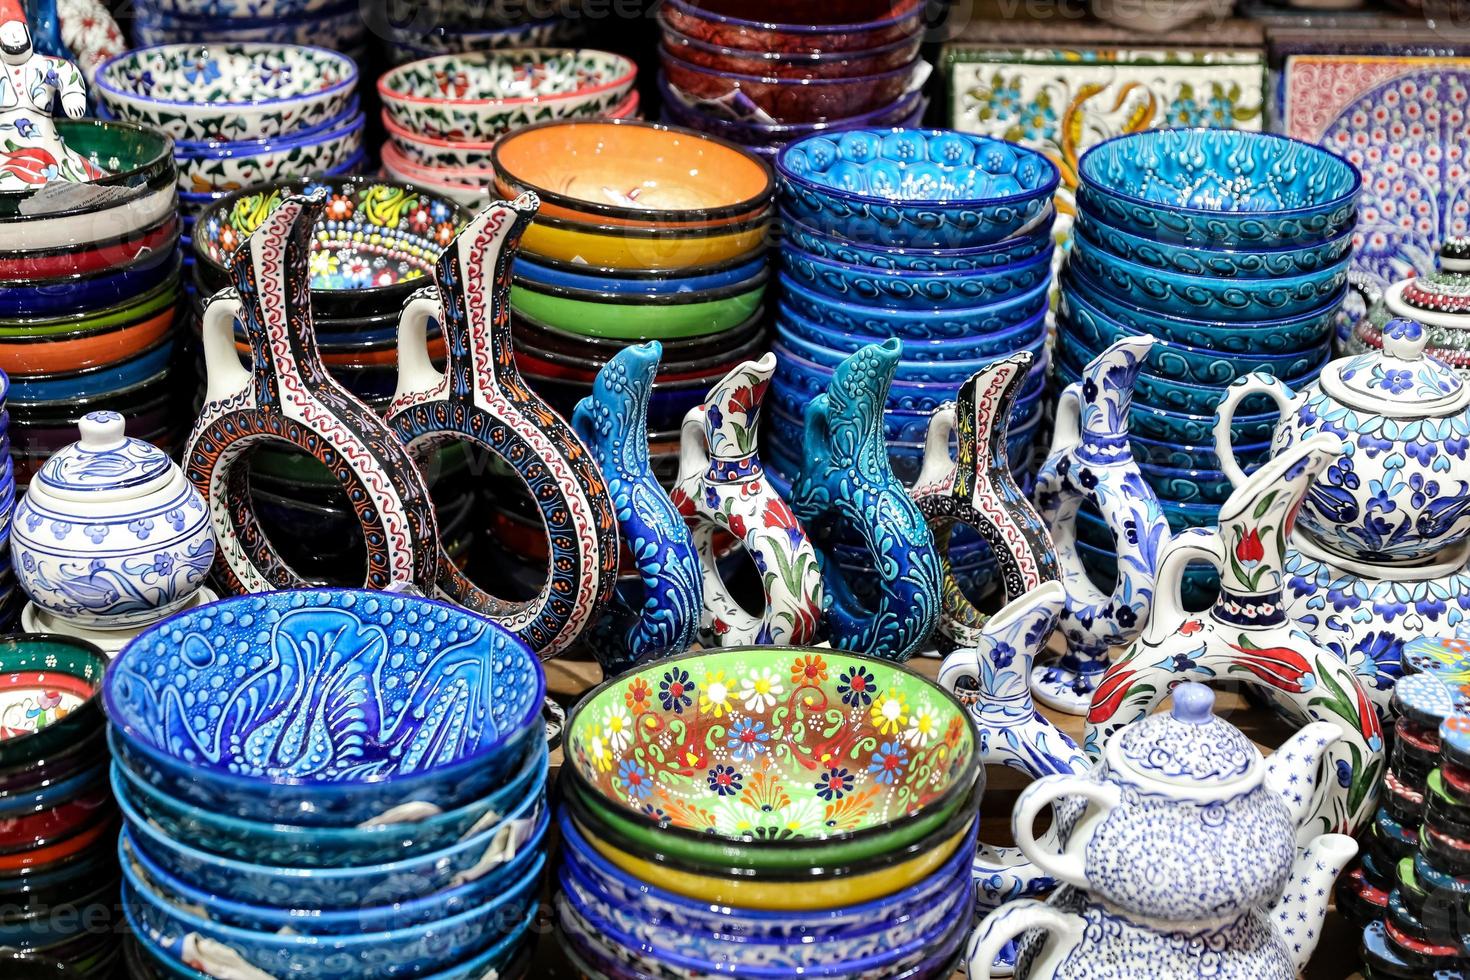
(521, 209, 772, 271)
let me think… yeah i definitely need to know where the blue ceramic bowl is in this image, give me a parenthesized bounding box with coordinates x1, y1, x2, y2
(8, 338, 173, 404)
(1068, 225, 1351, 322)
(777, 302, 1046, 363)
(513, 254, 766, 296)
(0, 760, 106, 820)
(1062, 263, 1340, 356)
(103, 588, 545, 826)
(121, 837, 544, 977)
(116, 771, 549, 908)
(776, 320, 1045, 384)
(1075, 531, 1218, 611)
(1072, 209, 1355, 279)
(774, 342, 1048, 414)
(1076, 128, 1361, 248)
(1057, 284, 1330, 386)
(1137, 461, 1237, 505)
(110, 732, 547, 868)
(780, 272, 1049, 341)
(1128, 430, 1271, 472)
(779, 207, 1054, 272)
(169, 99, 364, 157)
(0, 248, 180, 319)
(780, 242, 1053, 310)
(1053, 359, 1279, 444)
(777, 129, 1059, 248)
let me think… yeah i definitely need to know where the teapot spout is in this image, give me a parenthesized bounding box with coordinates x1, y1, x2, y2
(1263, 721, 1342, 830)
(1270, 833, 1357, 973)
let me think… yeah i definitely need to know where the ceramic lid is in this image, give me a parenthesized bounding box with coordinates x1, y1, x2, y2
(1319, 317, 1469, 417)
(33, 411, 175, 503)
(1397, 239, 1470, 317)
(1114, 684, 1258, 788)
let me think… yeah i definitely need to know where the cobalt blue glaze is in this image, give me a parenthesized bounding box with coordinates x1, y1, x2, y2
(1076, 128, 1361, 248)
(0, 250, 180, 318)
(8, 339, 173, 404)
(514, 255, 767, 296)
(572, 343, 702, 677)
(780, 242, 1054, 311)
(780, 272, 1048, 342)
(1055, 360, 1280, 445)
(1072, 209, 1355, 279)
(1075, 533, 1219, 611)
(790, 341, 941, 661)
(777, 129, 1059, 249)
(777, 302, 1046, 363)
(1137, 461, 1239, 505)
(170, 100, 364, 155)
(779, 207, 1055, 272)
(103, 588, 545, 825)
(777, 320, 1046, 384)
(1129, 430, 1272, 472)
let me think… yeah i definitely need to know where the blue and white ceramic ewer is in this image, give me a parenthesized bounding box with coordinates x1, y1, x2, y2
(572, 343, 703, 678)
(1032, 336, 1169, 714)
(790, 339, 941, 661)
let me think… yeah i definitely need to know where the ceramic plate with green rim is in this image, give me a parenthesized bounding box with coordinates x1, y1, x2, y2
(563, 647, 979, 847)
(0, 635, 108, 770)
(509, 276, 767, 340)
(0, 276, 179, 338)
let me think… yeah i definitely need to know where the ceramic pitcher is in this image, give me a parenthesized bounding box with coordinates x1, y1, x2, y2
(1084, 435, 1385, 839)
(184, 192, 440, 595)
(911, 351, 1058, 653)
(1033, 336, 1169, 715)
(572, 342, 702, 677)
(388, 193, 618, 658)
(672, 354, 823, 647)
(791, 339, 940, 661)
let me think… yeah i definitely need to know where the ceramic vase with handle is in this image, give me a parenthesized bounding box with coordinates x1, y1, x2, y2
(1032, 335, 1169, 715)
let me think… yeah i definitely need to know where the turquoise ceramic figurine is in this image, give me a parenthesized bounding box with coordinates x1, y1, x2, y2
(790, 340, 940, 661)
(1033, 336, 1169, 715)
(572, 343, 703, 677)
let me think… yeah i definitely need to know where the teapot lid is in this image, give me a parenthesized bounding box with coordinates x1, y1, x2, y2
(1115, 684, 1258, 788)
(1398, 239, 1470, 317)
(1319, 317, 1468, 416)
(33, 411, 175, 503)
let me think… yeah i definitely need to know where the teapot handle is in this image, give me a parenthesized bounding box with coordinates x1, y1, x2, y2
(1012, 773, 1120, 890)
(199, 287, 251, 405)
(392, 287, 446, 406)
(915, 402, 957, 490)
(1213, 373, 1293, 489)
(965, 899, 1087, 980)
(1141, 528, 1225, 645)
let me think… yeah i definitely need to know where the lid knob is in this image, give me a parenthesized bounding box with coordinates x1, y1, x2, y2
(1442, 238, 1470, 274)
(1382, 317, 1430, 362)
(77, 411, 127, 451)
(1171, 683, 1216, 725)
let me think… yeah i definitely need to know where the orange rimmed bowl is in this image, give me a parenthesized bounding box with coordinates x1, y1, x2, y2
(0, 299, 177, 377)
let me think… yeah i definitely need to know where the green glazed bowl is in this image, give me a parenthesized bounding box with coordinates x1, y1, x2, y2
(0, 635, 108, 770)
(563, 647, 979, 855)
(0, 119, 175, 220)
(0, 275, 178, 338)
(509, 272, 767, 340)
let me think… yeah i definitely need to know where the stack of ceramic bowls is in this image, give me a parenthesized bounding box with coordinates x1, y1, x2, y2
(0, 635, 119, 979)
(1057, 128, 1360, 606)
(0, 120, 182, 486)
(557, 648, 982, 978)
(130, 0, 368, 52)
(0, 376, 13, 631)
(377, 0, 586, 66)
(657, 0, 928, 160)
(94, 43, 364, 238)
(378, 48, 638, 204)
(105, 588, 550, 980)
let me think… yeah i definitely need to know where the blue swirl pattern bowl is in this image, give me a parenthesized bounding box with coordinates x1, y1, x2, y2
(781, 207, 1055, 272)
(781, 242, 1054, 310)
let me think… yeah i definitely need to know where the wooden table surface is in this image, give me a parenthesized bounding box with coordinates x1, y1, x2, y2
(533, 651, 1365, 979)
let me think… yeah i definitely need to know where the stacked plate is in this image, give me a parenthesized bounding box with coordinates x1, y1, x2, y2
(1056, 129, 1359, 605)
(379, 48, 639, 204)
(131, 0, 368, 52)
(557, 648, 982, 978)
(0, 636, 118, 979)
(0, 120, 182, 486)
(105, 588, 550, 980)
(657, 0, 929, 159)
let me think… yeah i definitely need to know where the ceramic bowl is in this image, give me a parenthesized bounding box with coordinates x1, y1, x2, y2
(778, 320, 1044, 384)
(172, 111, 365, 193)
(95, 43, 358, 142)
(661, 20, 922, 77)
(133, 3, 367, 48)
(782, 243, 1053, 310)
(177, 146, 366, 216)
(778, 301, 1045, 363)
(0, 872, 119, 951)
(385, 16, 580, 64)
(767, 391, 1039, 463)
(0, 292, 176, 377)
(0, 214, 179, 282)
(1072, 209, 1356, 279)
(0, 246, 180, 320)
(517, 327, 768, 386)
(781, 207, 1054, 272)
(1136, 461, 1238, 505)
(780, 272, 1048, 341)
(1068, 224, 1351, 321)
(775, 343, 1048, 414)
(0, 265, 178, 336)
(1129, 430, 1272, 473)
(1076, 535, 1218, 612)
(0, 636, 107, 771)
(509, 270, 767, 340)
(1075, 128, 1361, 248)
(778, 129, 1058, 248)
(7, 337, 173, 404)
(514, 253, 766, 297)
(1053, 358, 1281, 445)
(515, 303, 765, 363)
(661, 0, 924, 54)
(378, 48, 637, 142)
(520, 207, 773, 272)
(492, 119, 773, 227)
(192, 175, 468, 318)
(661, 48, 921, 125)
(1062, 263, 1340, 355)
(103, 588, 544, 826)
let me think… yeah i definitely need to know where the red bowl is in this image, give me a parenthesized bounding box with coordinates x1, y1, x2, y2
(0, 768, 112, 856)
(662, 0, 925, 54)
(661, 48, 921, 124)
(660, 23, 922, 78)
(0, 215, 179, 281)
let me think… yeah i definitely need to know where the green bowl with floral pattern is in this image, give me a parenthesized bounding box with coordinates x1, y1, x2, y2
(562, 647, 979, 867)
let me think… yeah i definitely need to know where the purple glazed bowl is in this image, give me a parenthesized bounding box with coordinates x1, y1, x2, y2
(660, 21, 922, 77)
(661, 0, 926, 54)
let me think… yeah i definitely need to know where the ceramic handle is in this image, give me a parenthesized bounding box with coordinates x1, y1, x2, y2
(936, 646, 982, 697)
(1214, 373, 1293, 489)
(199, 288, 251, 404)
(915, 403, 957, 489)
(965, 899, 1087, 980)
(803, 394, 832, 461)
(677, 405, 711, 483)
(1012, 773, 1120, 889)
(1142, 528, 1225, 644)
(1046, 385, 1081, 459)
(393, 288, 446, 405)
